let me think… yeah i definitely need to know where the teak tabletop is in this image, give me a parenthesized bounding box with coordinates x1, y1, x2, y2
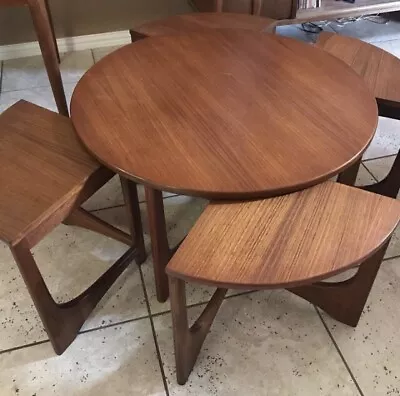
(71, 30, 377, 199)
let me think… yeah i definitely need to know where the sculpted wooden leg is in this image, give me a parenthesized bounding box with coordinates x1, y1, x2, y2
(288, 241, 389, 327)
(66, 208, 132, 246)
(337, 158, 362, 186)
(11, 242, 137, 354)
(253, 0, 263, 15)
(363, 152, 400, 198)
(29, 0, 68, 116)
(169, 277, 227, 384)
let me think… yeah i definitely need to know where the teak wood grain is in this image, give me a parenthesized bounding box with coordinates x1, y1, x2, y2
(0, 100, 146, 354)
(316, 32, 400, 198)
(316, 32, 400, 107)
(167, 181, 400, 288)
(0, 100, 97, 245)
(130, 12, 277, 39)
(71, 30, 378, 199)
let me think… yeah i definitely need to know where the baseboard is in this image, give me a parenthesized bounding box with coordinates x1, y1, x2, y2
(0, 30, 131, 61)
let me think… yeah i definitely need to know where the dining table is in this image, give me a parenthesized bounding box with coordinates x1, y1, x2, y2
(70, 29, 378, 302)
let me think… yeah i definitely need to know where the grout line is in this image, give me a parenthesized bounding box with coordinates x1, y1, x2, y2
(78, 313, 150, 336)
(315, 307, 365, 396)
(90, 49, 96, 65)
(360, 163, 379, 183)
(383, 253, 400, 262)
(139, 267, 170, 396)
(89, 193, 180, 214)
(0, 61, 3, 93)
(363, 153, 397, 163)
(151, 289, 258, 319)
(0, 339, 49, 356)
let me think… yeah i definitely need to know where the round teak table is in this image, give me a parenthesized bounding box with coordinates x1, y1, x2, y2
(71, 30, 378, 302)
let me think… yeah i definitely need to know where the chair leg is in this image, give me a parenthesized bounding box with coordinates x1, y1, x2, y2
(11, 241, 138, 354)
(145, 187, 171, 302)
(337, 158, 362, 186)
(363, 151, 400, 198)
(252, 0, 263, 15)
(43, 0, 60, 63)
(169, 277, 227, 385)
(215, 0, 223, 12)
(28, 0, 68, 116)
(288, 240, 389, 327)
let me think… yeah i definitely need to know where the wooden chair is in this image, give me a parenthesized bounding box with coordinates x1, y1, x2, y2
(129, 10, 277, 43)
(316, 32, 400, 197)
(166, 181, 400, 384)
(1, 0, 68, 116)
(0, 100, 146, 354)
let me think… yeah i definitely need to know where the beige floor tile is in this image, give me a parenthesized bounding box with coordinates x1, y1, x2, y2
(363, 117, 400, 160)
(0, 82, 75, 113)
(82, 176, 177, 211)
(2, 50, 93, 92)
(0, 318, 165, 396)
(356, 164, 376, 186)
(97, 195, 214, 314)
(374, 39, 400, 59)
(320, 257, 400, 396)
(363, 155, 396, 182)
(154, 290, 359, 395)
(0, 209, 147, 352)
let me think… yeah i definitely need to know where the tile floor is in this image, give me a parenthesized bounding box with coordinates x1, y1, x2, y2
(1, 15, 400, 396)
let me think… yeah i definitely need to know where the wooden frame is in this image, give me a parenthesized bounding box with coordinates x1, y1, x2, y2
(8, 176, 146, 355)
(168, 240, 389, 384)
(1, 0, 68, 116)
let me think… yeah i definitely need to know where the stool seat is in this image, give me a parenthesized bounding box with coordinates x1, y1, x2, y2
(167, 181, 400, 289)
(131, 12, 277, 39)
(0, 100, 146, 355)
(0, 100, 99, 245)
(316, 32, 400, 106)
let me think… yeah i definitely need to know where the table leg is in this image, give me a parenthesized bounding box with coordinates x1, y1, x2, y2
(145, 187, 171, 302)
(337, 158, 362, 186)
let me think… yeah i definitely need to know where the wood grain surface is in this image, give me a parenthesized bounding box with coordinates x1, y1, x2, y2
(167, 181, 400, 288)
(0, 100, 99, 245)
(71, 30, 378, 199)
(316, 32, 400, 105)
(133, 12, 277, 36)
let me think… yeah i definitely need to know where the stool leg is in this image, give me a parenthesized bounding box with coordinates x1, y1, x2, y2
(145, 187, 171, 302)
(337, 158, 362, 186)
(363, 151, 400, 198)
(28, 0, 69, 116)
(215, 0, 223, 12)
(288, 240, 389, 327)
(11, 241, 138, 354)
(169, 277, 227, 384)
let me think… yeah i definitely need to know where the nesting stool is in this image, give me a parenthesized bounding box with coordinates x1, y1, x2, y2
(316, 32, 400, 197)
(129, 12, 277, 42)
(0, 101, 146, 354)
(166, 181, 400, 384)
